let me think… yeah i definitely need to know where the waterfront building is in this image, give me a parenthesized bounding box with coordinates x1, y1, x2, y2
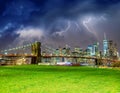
(108, 40, 118, 59)
(103, 40, 108, 56)
(93, 42, 99, 56)
(103, 33, 108, 56)
(87, 45, 93, 56)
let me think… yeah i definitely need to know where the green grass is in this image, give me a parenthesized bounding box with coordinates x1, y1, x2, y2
(0, 65, 120, 93)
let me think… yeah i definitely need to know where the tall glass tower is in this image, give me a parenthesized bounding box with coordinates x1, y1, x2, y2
(87, 45, 93, 56)
(93, 42, 99, 56)
(103, 33, 108, 56)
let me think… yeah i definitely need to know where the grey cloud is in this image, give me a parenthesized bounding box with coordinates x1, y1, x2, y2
(0, 0, 120, 50)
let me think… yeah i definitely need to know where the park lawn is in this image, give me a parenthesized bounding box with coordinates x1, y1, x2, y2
(0, 65, 120, 93)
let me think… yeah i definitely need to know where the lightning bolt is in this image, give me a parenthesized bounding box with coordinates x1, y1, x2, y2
(82, 17, 98, 39)
(74, 22, 81, 31)
(55, 21, 71, 36)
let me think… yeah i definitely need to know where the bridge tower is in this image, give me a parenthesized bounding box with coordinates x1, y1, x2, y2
(31, 42, 41, 64)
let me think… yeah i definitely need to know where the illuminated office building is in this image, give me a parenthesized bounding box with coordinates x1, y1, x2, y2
(93, 42, 99, 56)
(103, 33, 108, 56)
(87, 45, 93, 56)
(103, 40, 108, 56)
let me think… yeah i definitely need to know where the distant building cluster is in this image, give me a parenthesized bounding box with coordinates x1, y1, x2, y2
(42, 34, 119, 60)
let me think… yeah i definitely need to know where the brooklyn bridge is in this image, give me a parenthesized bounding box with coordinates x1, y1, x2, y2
(0, 41, 118, 66)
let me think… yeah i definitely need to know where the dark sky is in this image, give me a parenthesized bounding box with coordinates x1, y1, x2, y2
(0, 0, 120, 51)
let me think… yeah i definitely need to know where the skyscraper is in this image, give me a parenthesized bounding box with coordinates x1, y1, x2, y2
(87, 45, 93, 56)
(87, 42, 99, 56)
(93, 42, 99, 56)
(103, 33, 108, 56)
(108, 40, 118, 59)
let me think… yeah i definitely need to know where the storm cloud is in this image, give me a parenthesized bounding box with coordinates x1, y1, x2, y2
(0, 0, 120, 51)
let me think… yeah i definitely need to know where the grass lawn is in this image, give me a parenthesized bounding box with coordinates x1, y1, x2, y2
(0, 65, 120, 93)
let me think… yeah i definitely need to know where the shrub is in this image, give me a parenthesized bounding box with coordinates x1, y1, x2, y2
(112, 61, 120, 67)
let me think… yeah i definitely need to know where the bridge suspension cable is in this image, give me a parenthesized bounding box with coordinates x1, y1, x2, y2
(0, 43, 34, 53)
(41, 44, 56, 54)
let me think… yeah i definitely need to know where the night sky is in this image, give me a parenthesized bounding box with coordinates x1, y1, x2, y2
(0, 0, 120, 51)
